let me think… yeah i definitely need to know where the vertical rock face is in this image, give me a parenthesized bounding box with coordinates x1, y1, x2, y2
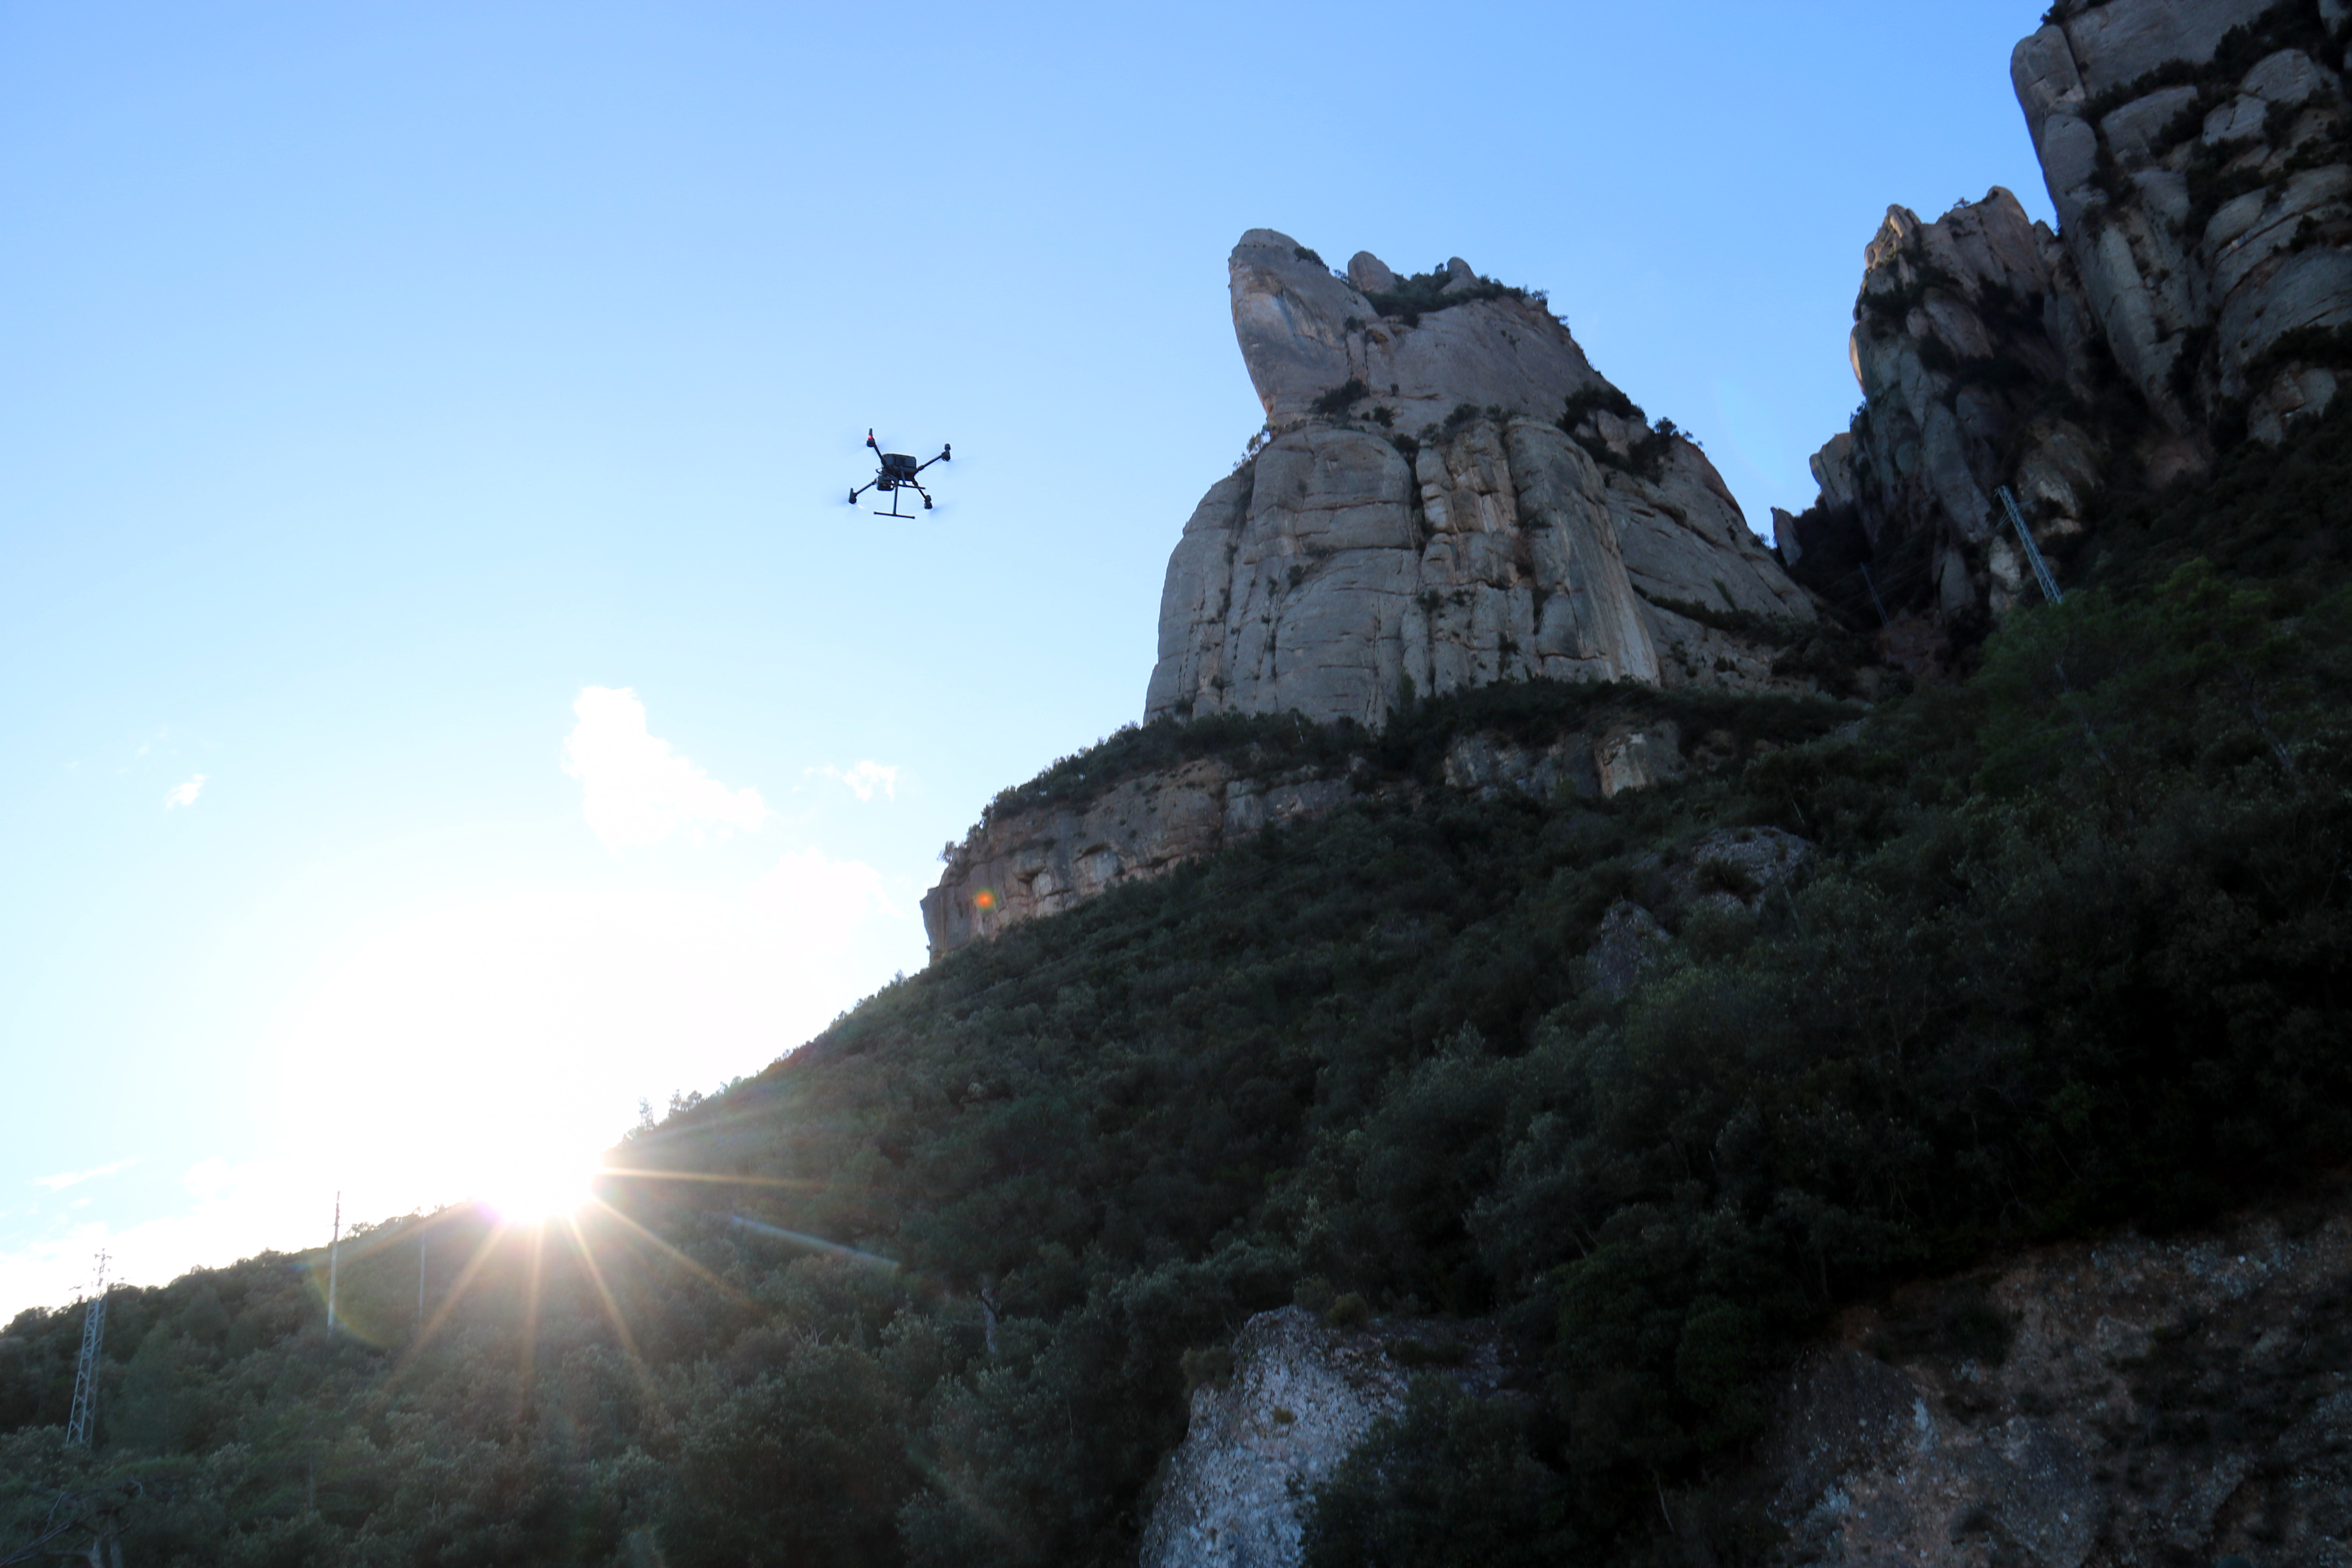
(1146, 231, 1814, 731)
(1785, 190, 2109, 626)
(1788, 1, 2352, 638)
(2015, 0, 2352, 433)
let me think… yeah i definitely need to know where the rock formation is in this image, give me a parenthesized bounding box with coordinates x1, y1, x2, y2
(1784, 0, 2352, 639)
(1145, 231, 1815, 732)
(920, 758, 1355, 956)
(1767, 1194, 2352, 1565)
(1138, 1194, 2352, 1568)
(921, 715, 1706, 957)
(923, 231, 1831, 960)
(1138, 1308, 1518, 1568)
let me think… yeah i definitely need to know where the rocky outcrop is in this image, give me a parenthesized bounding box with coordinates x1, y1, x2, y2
(1767, 1191, 2352, 1565)
(2015, 0, 2352, 434)
(1137, 1193, 2352, 1568)
(1138, 1308, 1517, 1568)
(922, 719, 1714, 959)
(1784, 190, 2109, 626)
(1143, 232, 1814, 732)
(1587, 824, 1815, 997)
(1785, 1, 2352, 636)
(1229, 230, 1608, 432)
(919, 758, 1356, 955)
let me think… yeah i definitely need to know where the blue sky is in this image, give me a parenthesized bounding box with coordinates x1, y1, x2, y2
(0, 1, 2055, 1316)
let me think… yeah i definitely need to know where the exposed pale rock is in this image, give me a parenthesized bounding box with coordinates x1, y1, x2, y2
(2057, 0, 2278, 96)
(1784, 190, 2098, 623)
(1664, 825, 1812, 914)
(1595, 720, 1683, 796)
(1344, 249, 1395, 294)
(1146, 407, 1810, 730)
(2100, 84, 2201, 161)
(1795, 1, 2352, 638)
(2244, 45, 2338, 104)
(2016, 5, 2352, 435)
(1226, 228, 1606, 429)
(1767, 1195, 2352, 1566)
(923, 709, 1720, 957)
(1441, 730, 1599, 802)
(1138, 1308, 1516, 1568)
(919, 759, 1239, 955)
(1155, 236, 1816, 730)
(919, 758, 1370, 956)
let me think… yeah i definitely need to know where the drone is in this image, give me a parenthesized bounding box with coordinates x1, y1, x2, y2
(850, 429, 951, 517)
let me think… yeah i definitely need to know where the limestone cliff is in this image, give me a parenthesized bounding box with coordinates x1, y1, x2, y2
(1785, 0, 2352, 643)
(920, 711, 1708, 958)
(923, 230, 1834, 961)
(1140, 1191, 2352, 1568)
(1144, 231, 1815, 732)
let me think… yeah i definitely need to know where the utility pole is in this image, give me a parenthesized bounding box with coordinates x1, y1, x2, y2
(417, 1229, 427, 1329)
(326, 1191, 341, 1332)
(64, 1251, 108, 1447)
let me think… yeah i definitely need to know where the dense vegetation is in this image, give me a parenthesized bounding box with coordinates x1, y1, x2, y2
(6, 407, 2351, 1565)
(1359, 265, 1540, 328)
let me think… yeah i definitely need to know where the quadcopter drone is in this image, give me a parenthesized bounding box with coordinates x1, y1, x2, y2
(849, 430, 951, 517)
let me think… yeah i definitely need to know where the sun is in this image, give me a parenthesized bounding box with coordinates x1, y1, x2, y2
(473, 1158, 599, 1226)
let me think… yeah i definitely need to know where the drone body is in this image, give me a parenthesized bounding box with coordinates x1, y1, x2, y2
(850, 430, 951, 516)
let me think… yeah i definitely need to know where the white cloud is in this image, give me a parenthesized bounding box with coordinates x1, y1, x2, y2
(810, 760, 901, 802)
(164, 774, 206, 809)
(31, 1159, 133, 1193)
(0, 1156, 326, 1320)
(562, 687, 769, 850)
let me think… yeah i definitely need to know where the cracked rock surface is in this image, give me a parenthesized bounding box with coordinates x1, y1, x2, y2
(1148, 237, 1813, 732)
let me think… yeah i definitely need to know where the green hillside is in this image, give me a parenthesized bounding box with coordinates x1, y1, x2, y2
(7, 404, 2352, 1566)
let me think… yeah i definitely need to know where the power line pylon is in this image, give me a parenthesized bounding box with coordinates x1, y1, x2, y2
(64, 1251, 109, 1447)
(326, 1191, 341, 1331)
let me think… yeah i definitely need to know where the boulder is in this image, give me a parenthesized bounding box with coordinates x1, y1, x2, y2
(1344, 249, 1396, 294)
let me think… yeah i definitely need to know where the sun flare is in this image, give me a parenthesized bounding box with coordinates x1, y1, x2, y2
(473, 1161, 598, 1226)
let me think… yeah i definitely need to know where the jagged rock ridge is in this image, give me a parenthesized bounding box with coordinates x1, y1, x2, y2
(1145, 231, 1815, 733)
(1784, 0, 2352, 650)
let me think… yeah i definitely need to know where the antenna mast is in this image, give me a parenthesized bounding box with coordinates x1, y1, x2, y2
(326, 1191, 342, 1331)
(64, 1251, 109, 1447)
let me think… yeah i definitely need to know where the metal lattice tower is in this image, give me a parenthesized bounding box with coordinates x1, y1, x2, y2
(1998, 485, 2065, 606)
(64, 1251, 108, 1447)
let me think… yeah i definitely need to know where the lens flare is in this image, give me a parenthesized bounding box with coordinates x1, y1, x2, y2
(972, 889, 995, 911)
(473, 1161, 597, 1226)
